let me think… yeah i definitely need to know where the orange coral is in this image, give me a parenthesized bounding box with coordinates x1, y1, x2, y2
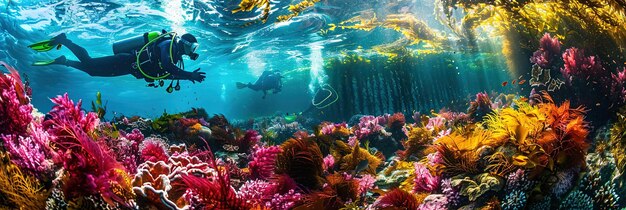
(537, 92, 589, 169)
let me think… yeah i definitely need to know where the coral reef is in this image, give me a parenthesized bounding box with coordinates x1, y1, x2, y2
(2, 62, 626, 209)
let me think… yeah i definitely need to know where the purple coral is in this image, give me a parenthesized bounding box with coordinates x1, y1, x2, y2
(2, 124, 54, 176)
(530, 33, 561, 68)
(248, 145, 282, 180)
(441, 178, 463, 208)
(413, 162, 440, 193)
(610, 68, 626, 104)
(354, 115, 386, 139)
(323, 154, 335, 172)
(426, 116, 446, 131)
(265, 189, 303, 210)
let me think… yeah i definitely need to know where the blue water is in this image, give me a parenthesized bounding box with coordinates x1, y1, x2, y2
(0, 0, 512, 120)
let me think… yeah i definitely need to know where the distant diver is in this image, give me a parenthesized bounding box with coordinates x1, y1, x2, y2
(236, 70, 284, 99)
(28, 30, 206, 93)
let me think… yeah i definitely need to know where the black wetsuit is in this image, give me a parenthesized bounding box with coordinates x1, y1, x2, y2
(57, 38, 195, 81)
(248, 71, 283, 91)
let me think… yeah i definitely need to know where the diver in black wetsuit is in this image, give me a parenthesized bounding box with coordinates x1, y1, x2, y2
(236, 70, 284, 99)
(29, 32, 206, 91)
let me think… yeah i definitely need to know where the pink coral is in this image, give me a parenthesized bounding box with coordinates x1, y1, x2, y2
(238, 180, 276, 206)
(355, 174, 376, 195)
(426, 116, 446, 131)
(413, 162, 440, 193)
(0, 62, 32, 135)
(248, 145, 282, 180)
(46, 93, 100, 132)
(265, 189, 302, 210)
(238, 129, 262, 152)
(2, 121, 54, 176)
(323, 154, 335, 172)
(530, 33, 561, 68)
(560, 47, 605, 83)
(44, 94, 132, 206)
(354, 115, 386, 139)
(611, 68, 626, 104)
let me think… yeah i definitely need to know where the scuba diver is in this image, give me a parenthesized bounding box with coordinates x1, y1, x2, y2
(236, 70, 284, 99)
(28, 30, 206, 92)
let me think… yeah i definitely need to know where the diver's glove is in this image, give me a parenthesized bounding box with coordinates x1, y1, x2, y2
(190, 68, 206, 83)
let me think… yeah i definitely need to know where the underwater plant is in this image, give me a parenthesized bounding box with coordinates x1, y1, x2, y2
(0, 151, 49, 209)
(232, 0, 271, 23)
(370, 188, 422, 210)
(44, 93, 134, 207)
(276, 0, 320, 22)
(275, 138, 325, 191)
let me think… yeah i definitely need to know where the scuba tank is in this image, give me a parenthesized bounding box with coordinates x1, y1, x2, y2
(112, 31, 161, 54)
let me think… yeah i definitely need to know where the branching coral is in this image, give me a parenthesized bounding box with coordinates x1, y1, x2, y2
(0, 62, 32, 135)
(560, 47, 607, 84)
(398, 126, 434, 161)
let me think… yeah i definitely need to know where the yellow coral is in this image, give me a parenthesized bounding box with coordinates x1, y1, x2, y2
(0, 152, 49, 209)
(339, 142, 382, 175)
(483, 101, 546, 147)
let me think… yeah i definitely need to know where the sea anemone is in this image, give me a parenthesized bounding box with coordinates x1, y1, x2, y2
(370, 189, 421, 210)
(249, 145, 282, 180)
(275, 138, 325, 191)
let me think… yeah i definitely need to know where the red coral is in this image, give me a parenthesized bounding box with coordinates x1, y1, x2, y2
(371, 189, 420, 209)
(140, 138, 169, 163)
(180, 147, 251, 210)
(387, 113, 406, 130)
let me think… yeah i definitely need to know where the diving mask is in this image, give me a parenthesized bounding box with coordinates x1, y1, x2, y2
(180, 38, 199, 60)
